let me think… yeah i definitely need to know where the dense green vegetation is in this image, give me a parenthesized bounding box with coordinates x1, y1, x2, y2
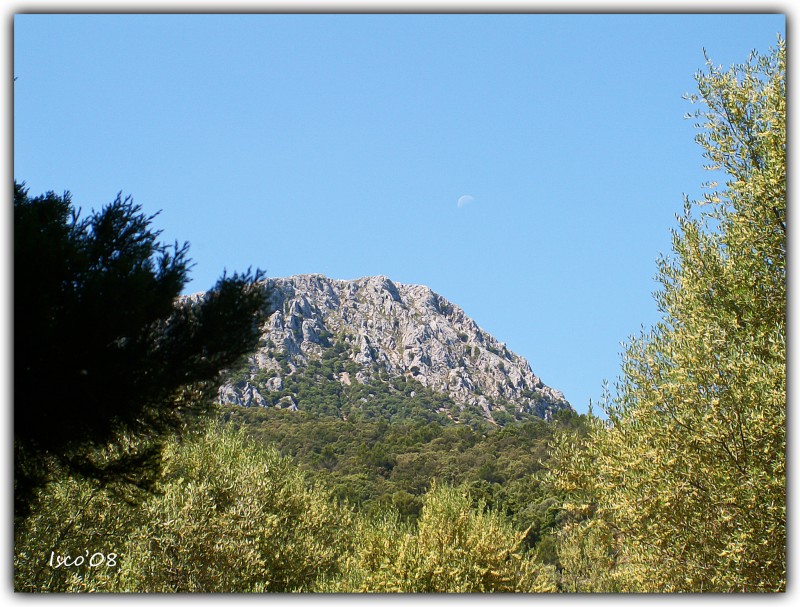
(15, 425, 351, 592)
(14, 423, 573, 592)
(550, 39, 785, 592)
(222, 335, 583, 555)
(222, 404, 585, 551)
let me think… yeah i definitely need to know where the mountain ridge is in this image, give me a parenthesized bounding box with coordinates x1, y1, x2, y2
(219, 274, 571, 424)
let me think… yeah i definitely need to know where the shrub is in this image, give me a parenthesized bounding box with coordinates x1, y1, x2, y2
(326, 483, 556, 592)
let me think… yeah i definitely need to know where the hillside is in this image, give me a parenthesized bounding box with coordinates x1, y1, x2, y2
(218, 274, 571, 425)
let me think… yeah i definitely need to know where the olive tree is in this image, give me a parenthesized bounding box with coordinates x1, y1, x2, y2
(551, 38, 785, 592)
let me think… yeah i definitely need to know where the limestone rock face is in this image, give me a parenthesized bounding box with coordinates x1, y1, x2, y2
(220, 274, 571, 421)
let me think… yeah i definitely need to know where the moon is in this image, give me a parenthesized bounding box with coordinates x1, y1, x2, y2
(457, 195, 474, 208)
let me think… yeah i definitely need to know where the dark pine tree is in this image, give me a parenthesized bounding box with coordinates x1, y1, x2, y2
(14, 182, 269, 518)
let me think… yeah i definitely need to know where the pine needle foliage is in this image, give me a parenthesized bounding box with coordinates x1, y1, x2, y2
(14, 184, 268, 519)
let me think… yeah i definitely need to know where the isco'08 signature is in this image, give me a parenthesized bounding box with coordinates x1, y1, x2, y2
(48, 551, 118, 569)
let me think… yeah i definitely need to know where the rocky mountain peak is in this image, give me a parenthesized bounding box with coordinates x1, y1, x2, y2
(220, 274, 571, 423)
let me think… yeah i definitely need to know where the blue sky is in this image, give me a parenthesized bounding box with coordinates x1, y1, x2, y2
(13, 13, 786, 414)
